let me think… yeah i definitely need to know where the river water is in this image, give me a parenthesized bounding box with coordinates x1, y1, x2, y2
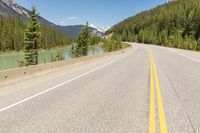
(0, 46, 103, 71)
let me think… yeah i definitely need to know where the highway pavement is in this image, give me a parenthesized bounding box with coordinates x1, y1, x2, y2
(0, 43, 199, 133)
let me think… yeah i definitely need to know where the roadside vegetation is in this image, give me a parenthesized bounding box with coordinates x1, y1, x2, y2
(0, 6, 130, 70)
(72, 23, 128, 57)
(108, 0, 200, 51)
(0, 9, 72, 53)
(102, 34, 123, 52)
(0, 6, 72, 67)
(72, 22, 91, 57)
(24, 6, 41, 66)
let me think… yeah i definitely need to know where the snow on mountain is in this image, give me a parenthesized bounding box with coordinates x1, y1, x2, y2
(102, 26, 110, 32)
(90, 24, 98, 30)
(89, 24, 110, 33)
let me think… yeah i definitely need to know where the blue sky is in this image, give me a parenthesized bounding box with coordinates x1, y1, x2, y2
(15, 0, 167, 28)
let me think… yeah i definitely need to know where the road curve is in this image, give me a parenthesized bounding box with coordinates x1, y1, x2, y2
(0, 43, 200, 133)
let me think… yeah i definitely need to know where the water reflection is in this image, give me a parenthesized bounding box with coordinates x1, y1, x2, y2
(0, 46, 103, 70)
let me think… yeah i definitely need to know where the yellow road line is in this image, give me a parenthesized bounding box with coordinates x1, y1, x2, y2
(152, 54, 168, 133)
(149, 54, 156, 133)
(148, 50, 168, 133)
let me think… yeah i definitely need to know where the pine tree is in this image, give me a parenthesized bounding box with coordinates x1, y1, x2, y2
(74, 22, 90, 57)
(122, 29, 127, 41)
(197, 38, 200, 51)
(24, 6, 41, 66)
(174, 30, 183, 48)
(108, 0, 200, 51)
(160, 30, 168, 46)
(0, 11, 71, 53)
(183, 35, 189, 49)
(188, 35, 196, 50)
(128, 31, 133, 42)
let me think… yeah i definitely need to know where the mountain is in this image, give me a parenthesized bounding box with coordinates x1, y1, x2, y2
(2, 0, 29, 17)
(89, 24, 110, 33)
(0, 0, 105, 38)
(0, 5, 72, 52)
(55, 25, 105, 38)
(109, 0, 200, 51)
(0, 0, 55, 27)
(0, 0, 19, 16)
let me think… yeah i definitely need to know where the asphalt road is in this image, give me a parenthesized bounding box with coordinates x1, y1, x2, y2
(0, 43, 200, 133)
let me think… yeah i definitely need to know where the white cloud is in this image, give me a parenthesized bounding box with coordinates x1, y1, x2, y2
(166, 0, 175, 2)
(59, 21, 65, 25)
(63, 17, 78, 20)
(58, 17, 78, 25)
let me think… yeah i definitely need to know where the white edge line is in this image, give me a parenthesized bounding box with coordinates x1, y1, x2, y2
(145, 43, 200, 63)
(168, 48, 200, 63)
(0, 47, 138, 113)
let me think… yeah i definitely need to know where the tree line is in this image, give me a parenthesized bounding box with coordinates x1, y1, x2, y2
(0, 11, 72, 53)
(72, 22, 91, 57)
(72, 23, 124, 57)
(0, 6, 73, 66)
(0, 6, 124, 66)
(102, 34, 123, 52)
(108, 0, 200, 51)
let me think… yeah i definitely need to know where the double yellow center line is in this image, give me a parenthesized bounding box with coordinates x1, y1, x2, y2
(149, 51, 168, 133)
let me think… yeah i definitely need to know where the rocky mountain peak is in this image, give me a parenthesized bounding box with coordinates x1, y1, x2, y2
(1, 0, 30, 17)
(2, 0, 14, 6)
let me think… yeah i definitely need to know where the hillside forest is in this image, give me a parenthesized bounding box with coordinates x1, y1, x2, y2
(108, 0, 200, 51)
(0, 15, 72, 52)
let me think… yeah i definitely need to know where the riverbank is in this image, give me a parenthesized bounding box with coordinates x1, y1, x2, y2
(0, 43, 132, 86)
(0, 45, 103, 71)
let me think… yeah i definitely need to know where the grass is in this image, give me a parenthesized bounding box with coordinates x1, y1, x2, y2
(121, 43, 131, 49)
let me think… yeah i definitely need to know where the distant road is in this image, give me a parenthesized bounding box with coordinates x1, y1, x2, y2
(0, 43, 199, 132)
